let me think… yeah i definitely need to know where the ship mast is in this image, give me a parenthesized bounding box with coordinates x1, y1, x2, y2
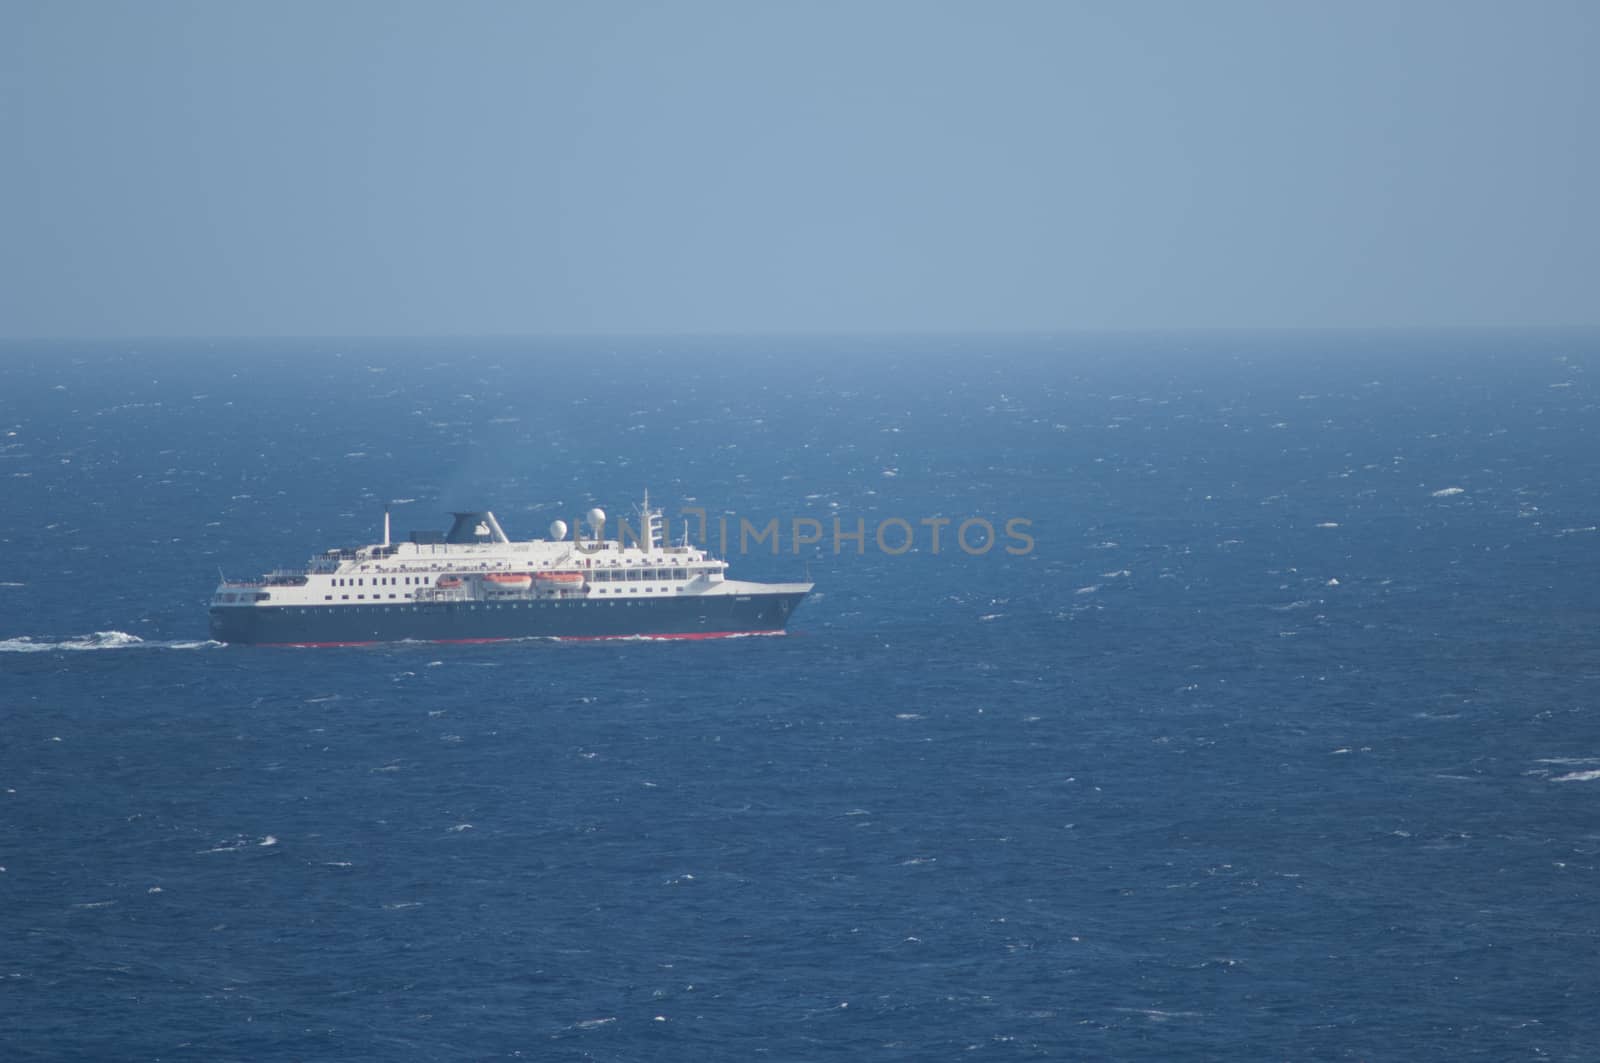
(640, 489, 663, 551)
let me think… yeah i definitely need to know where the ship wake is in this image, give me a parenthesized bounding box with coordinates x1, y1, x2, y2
(0, 630, 222, 653)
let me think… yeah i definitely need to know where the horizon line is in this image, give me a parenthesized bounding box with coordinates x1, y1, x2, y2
(3, 323, 1598, 344)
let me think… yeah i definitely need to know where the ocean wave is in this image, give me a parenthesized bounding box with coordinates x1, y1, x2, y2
(0, 631, 222, 653)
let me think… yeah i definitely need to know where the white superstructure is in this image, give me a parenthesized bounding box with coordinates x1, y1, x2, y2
(211, 491, 810, 610)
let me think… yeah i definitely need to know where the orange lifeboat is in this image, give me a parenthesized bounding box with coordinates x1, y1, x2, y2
(533, 571, 585, 593)
(436, 575, 464, 589)
(484, 572, 533, 590)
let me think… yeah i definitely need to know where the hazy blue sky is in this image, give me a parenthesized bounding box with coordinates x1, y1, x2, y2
(2, 0, 1595, 338)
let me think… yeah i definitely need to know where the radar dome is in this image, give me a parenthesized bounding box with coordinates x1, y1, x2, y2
(549, 519, 568, 540)
(586, 507, 606, 530)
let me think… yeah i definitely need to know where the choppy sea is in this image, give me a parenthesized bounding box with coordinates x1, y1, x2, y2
(2, 331, 1598, 1060)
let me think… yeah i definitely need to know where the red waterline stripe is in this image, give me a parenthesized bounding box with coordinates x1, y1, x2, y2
(558, 630, 785, 642)
(259, 630, 786, 648)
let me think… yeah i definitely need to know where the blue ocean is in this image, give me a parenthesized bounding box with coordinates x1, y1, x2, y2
(2, 331, 1597, 1060)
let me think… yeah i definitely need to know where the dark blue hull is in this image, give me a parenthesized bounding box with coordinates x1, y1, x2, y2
(209, 591, 808, 645)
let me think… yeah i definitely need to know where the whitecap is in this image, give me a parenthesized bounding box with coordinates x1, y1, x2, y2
(1432, 487, 1465, 497)
(1551, 770, 1600, 783)
(1075, 585, 1100, 595)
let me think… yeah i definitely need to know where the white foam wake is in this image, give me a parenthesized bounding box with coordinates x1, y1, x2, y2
(0, 631, 221, 653)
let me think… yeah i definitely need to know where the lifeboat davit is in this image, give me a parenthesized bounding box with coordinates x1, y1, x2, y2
(483, 572, 533, 590)
(533, 571, 585, 592)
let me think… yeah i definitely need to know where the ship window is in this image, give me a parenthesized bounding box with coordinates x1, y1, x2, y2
(672, 569, 687, 580)
(342, 595, 349, 600)
(324, 595, 332, 601)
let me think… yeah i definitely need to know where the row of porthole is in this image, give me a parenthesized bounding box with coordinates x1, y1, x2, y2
(287, 601, 669, 615)
(313, 588, 690, 603)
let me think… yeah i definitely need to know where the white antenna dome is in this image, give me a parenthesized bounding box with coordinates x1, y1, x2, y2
(586, 507, 606, 530)
(549, 519, 568, 540)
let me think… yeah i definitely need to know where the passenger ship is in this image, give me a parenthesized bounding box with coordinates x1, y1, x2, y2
(209, 494, 812, 645)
